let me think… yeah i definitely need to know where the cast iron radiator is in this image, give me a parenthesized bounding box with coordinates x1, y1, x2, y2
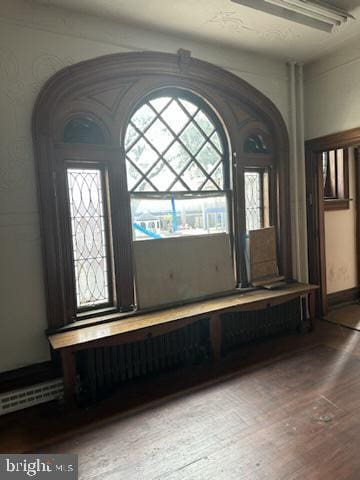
(222, 297, 302, 352)
(76, 299, 301, 401)
(76, 318, 210, 402)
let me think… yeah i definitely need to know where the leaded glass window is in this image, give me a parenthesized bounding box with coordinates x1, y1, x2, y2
(67, 168, 110, 308)
(245, 170, 263, 232)
(125, 92, 229, 239)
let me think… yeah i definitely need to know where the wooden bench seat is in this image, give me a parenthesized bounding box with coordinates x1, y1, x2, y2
(48, 282, 318, 404)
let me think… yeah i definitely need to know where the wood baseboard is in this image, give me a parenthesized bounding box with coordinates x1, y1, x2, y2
(327, 287, 360, 308)
(0, 361, 60, 394)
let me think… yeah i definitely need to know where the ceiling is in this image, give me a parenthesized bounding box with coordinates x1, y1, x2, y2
(34, 0, 360, 62)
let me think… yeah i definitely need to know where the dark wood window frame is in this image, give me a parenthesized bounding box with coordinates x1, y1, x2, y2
(33, 50, 292, 331)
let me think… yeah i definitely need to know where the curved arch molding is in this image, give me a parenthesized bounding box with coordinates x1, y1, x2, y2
(32, 50, 292, 328)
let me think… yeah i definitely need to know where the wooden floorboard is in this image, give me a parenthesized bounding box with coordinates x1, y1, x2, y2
(325, 303, 360, 331)
(1, 317, 360, 479)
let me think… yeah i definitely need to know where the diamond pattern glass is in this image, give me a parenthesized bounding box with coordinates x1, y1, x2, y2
(131, 104, 156, 130)
(125, 95, 225, 192)
(127, 137, 158, 174)
(213, 164, 224, 189)
(179, 99, 197, 115)
(126, 160, 142, 190)
(124, 124, 140, 150)
(67, 168, 109, 308)
(161, 100, 189, 134)
(147, 160, 176, 191)
(144, 119, 174, 153)
(180, 123, 205, 155)
(164, 143, 191, 173)
(182, 162, 207, 190)
(194, 110, 214, 136)
(210, 131, 223, 153)
(196, 143, 221, 173)
(149, 97, 172, 112)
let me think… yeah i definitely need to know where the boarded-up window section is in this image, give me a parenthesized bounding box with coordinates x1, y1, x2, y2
(67, 168, 110, 308)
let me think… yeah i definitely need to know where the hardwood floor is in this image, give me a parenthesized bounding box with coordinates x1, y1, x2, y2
(325, 303, 360, 331)
(1, 318, 360, 479)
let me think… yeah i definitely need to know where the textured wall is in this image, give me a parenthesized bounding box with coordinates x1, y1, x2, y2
(0, 0, 290, 373)
(305, 49, 360, 294)
(324, 150, 357, 294)
(304, 44, 360, 139)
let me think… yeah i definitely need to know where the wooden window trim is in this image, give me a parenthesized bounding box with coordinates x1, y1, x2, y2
(324, 199, 350, 211)
(33, 50, 292, 330)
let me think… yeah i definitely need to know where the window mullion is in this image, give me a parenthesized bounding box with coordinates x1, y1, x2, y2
(55, 155, 78, 324)
(108, 148, 135, 311)
(233, 153, 248, 288)
(167, 158, 193, 191)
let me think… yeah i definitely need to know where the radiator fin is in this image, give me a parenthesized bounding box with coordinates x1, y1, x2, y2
(222, 298, 301, 352)
(77, 319, 210, 402)
(77, 299, 301, 402)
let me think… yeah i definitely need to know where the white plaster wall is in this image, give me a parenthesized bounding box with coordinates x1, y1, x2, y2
(324, 150, 357, 294)
(304, 44, 360, 140)
(305, 47, 360, 294)
(0, 0, 291, 373)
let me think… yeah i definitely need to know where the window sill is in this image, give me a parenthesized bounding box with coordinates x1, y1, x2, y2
(324, 198, 351, 211)
(46, 286, 264, 335)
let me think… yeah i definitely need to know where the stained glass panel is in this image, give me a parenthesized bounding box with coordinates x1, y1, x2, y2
(67, 168, 110, 308)
(245, 170, 263, 232)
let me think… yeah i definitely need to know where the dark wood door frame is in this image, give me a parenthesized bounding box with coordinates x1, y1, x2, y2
(305, 128, 360, 316)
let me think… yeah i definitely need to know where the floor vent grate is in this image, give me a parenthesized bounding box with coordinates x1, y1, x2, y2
(0, 379, 64, 416)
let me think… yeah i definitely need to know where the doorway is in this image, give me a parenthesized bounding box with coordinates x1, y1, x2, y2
(305, 128, 360, 317)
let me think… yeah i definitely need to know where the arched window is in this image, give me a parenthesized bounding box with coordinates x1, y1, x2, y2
(125, 90, 229, 240)
(33, 51, 291, 329)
